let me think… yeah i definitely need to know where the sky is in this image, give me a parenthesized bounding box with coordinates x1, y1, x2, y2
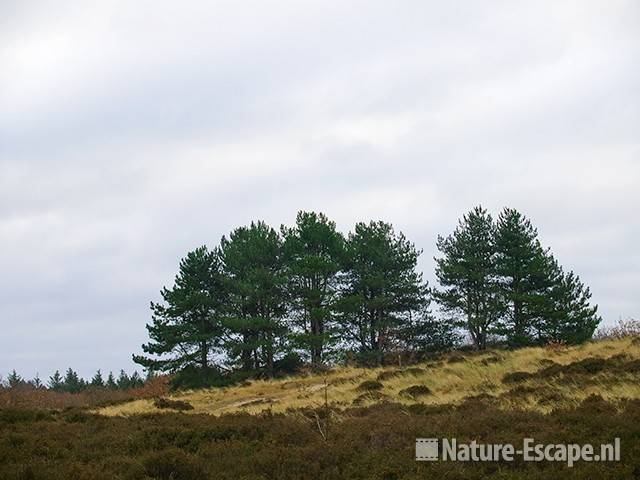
(1, 1, 639, 380)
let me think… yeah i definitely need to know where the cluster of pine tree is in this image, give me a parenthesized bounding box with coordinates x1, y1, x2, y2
(435, 206, 600, 349)
(134, 208, 600, 385)
(1, 368, 145, 392)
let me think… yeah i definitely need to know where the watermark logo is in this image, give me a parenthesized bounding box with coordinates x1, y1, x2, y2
(415, 439, 439, 461)
(416, 438, 620, 467)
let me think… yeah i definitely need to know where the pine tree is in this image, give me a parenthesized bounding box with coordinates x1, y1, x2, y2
(7, 370, 23, 388)
(90, 370, 104, 388)
(117, 370, 130, 389)
(129, 371, 144, 388)
(281, 211, 346, 365)
(396, 304, 459, 354)
(337, 221, 428, 365)
(220, 221, 288, 376)
(63, 368, 82, 393)
(133, 246, 228, 375)
(31, 374, 43, 389)
(106, 371, 117, 389)
(534, 259, 601, 344)
(434, 206, 503, 350)
(48, 370, 63, 391)
(494, 208, 554, 346)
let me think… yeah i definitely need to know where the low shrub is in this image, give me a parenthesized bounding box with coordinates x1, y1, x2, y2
(153, 397, 194, 411)
(352, 391, 388, 405)
(143, 449, 207, 480)
(2, 399, 640, 479)
(399, 385, 431, 398)
(376, 370, 403, 381)
(502, 371, 533, 384)
(595, 318, 640, 339)
(355, 380, 384, 392)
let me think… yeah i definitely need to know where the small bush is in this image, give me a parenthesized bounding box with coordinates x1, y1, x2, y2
(625, 359, 640, 372)
(503, 385, 538, 397)
(355, 380, 384, 392)
(480, 355, 502, 365)
(153, 397, 194, 411)
(274, 352, 303, 375)
(502, 371, 533, 384)
(399, 385, 431, 398)
(461, 393, 496, 403)
(62, 409, 90, 423)
(570, 357, 606, 374)
(596, 318, 640, 339)
(143, 449, 207, 480)
(376, 370, 403, 381)
(352, 391, 388, 405)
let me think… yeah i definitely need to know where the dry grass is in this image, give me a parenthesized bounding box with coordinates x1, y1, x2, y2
(98, 336, 640, 417)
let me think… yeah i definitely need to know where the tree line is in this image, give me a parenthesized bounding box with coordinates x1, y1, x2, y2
(1, 368, 146, 392)
(133, 207, 600, 385)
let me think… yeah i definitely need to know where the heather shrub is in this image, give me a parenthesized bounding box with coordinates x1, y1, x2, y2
(502, 371, 532, 384)
(355, 380, 383, 392)
(2, 401, 640, 479)
(399, 385, 431, 398)
(154, 397, 194, 411)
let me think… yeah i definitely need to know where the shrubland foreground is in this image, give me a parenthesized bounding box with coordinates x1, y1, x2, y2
(1, 337, 639, 479)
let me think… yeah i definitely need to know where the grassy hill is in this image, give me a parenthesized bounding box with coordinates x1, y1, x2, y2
(99, 336, 640, 417)
(4, 336, 640, 479)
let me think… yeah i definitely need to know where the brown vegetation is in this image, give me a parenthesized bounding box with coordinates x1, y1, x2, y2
(153, 397, 194, 411)
(2, 337, 640, 478)
(0, 375, 169, 410)
(2, 397, 639, 479)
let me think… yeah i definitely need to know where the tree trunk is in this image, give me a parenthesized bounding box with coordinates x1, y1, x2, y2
(241, 333, 252, 371)
(200, 341, 208, 370)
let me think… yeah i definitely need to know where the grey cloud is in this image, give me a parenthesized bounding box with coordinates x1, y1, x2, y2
(1, 0, 638, 379)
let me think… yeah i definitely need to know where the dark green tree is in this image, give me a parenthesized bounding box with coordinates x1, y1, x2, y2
(281, 211, 346, 365)
(337, 221, 427, 365)
(434, 206, 503, 350)
(31, 374, 43, 389)
(90, 370, 105, 388)
(133, 246, 228, 375)
(117, 370, 130, 389)
(7, 370, 23, 389)
(106, 371, 117, 389)
(494, 208, 554, 346)
(63, 368, 83, 393)
(48, 370, 63, 391)
(396, 304, 460, 354)
(129, 371, 144, 388)
(534, 259, 601, 344)
(220, 221, 288, 376)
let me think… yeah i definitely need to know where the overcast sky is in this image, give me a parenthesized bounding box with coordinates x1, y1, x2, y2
(1, 1, 638, 380)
